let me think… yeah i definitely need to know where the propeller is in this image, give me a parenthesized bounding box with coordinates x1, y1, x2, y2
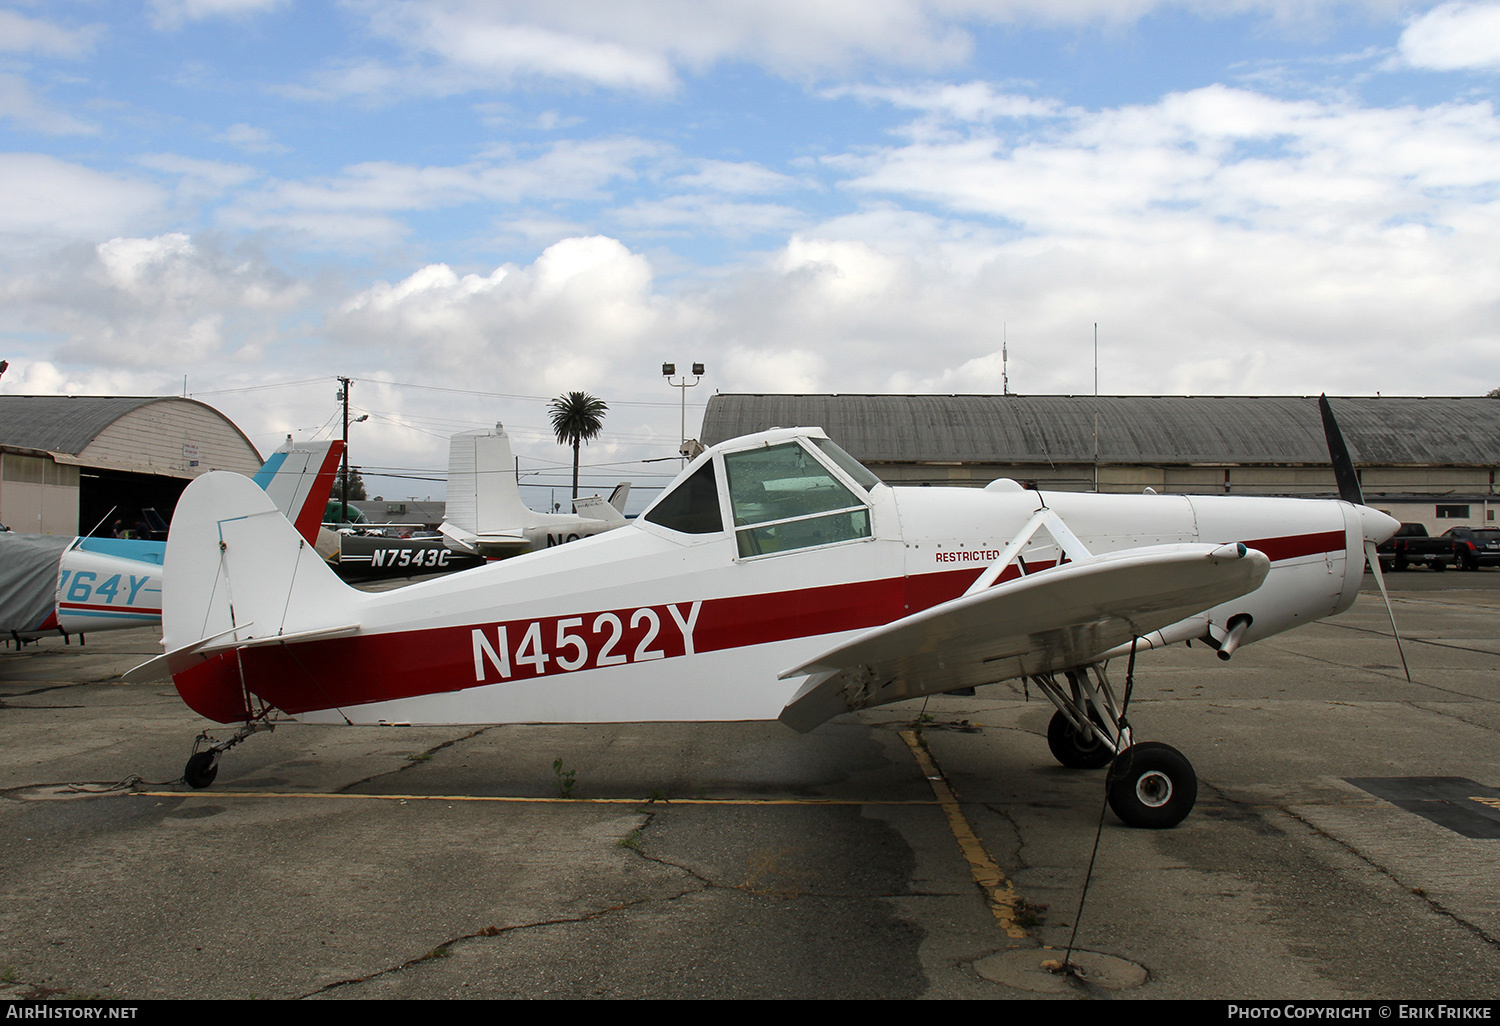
(1319, 395, 1410, 682)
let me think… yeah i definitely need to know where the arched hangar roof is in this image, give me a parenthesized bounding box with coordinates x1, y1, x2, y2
(700, 395, 1500, 467)
(0, 395, 262, 477)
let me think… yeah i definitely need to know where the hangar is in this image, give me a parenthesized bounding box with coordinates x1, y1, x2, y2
(0, 396, 262, 537)
(700, 394, 1500, 531)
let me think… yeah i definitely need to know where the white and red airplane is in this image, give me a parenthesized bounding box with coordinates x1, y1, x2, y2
(130, 411, 1399, 828)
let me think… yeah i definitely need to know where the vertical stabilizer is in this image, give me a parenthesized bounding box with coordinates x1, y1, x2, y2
(252, 438, 345, 544)
(123, 471, 364, 713)
(445, 424, 536, 534)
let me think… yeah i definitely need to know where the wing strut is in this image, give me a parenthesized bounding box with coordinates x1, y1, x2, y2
(963, 507, 1094, 596)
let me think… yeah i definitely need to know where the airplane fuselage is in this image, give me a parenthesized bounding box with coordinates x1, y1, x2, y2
(166, 428, 1389, 728)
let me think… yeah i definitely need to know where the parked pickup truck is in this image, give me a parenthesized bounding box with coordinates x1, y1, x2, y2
(1377, 523, 1451, 571)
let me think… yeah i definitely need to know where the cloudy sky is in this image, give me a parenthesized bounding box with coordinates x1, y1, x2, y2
(3, 1, 1499, 506)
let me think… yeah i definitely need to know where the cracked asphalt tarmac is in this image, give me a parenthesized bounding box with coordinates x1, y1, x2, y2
(1, 572, 1497, 999)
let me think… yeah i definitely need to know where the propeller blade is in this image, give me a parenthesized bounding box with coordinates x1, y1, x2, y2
(1364, 538, 1411, 683)
(1319, 395, 1364, 505)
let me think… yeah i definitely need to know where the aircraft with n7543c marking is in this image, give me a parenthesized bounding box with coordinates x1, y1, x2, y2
(130, 420, 1398, 828)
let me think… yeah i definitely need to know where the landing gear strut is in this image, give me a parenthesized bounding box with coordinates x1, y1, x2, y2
(182, 721, 273, 789)
(1030, 663, 1199, 829)
(1046, 709, 1113, 769)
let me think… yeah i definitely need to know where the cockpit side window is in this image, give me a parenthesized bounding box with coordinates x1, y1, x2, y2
(723, 442, 871, 557)
(643, 461, 723, 534)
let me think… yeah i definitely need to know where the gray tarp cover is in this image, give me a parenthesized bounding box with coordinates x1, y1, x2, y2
(0, 532, 69, 634)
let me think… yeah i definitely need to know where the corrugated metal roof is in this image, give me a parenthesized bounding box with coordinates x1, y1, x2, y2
(0, 396, 171, 455)
(700, 395, 1500, 466)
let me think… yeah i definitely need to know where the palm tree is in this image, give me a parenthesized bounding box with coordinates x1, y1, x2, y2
(549, 391, 609, 501)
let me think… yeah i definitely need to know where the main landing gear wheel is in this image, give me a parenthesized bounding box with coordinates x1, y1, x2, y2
(1106, 742, 1197, 829)
(1046, 710, 1114, 769)
(184, 751, 219, 789)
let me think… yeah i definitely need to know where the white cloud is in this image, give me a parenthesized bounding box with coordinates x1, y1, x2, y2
(137, 153, 261, 202)
(324, 1, 1417, 98)
(148, 0, 289, 31)
(0, 73, 96, 135)
(0, 10, 101, 57)
(671, 159, 804, 194)
(0, 360, 177, 398)
(219, 139, 660, 249)
(3, 233, 310, 370)
(827, 81, 1068, 125)
(215, 124, 290, 156)
(1399, 1, 1500, 72)
(0, 155, 162, 238)
(331, 236, 667, 389)
(341, 0, 973, 95)
(831, 85, 1500, 238)
(614, 195, 806, 237)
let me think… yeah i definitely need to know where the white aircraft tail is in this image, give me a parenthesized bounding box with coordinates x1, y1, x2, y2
(571, 492, 627, 524)
(609, 482, 630, 513)
(444, 424, 537, 535)
(125, 472, 362, 702)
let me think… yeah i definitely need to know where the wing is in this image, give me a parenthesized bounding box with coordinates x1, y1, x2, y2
(777, 542, 1268, 732)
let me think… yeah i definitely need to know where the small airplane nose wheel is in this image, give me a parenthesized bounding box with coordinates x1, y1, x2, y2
(183, 751, 219, 789)
(1106, 742, 1196, 829)
(1046, 710, 1114, 769)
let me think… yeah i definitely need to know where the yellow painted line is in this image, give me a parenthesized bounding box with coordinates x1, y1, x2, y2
(899, 729, 1028, 940)
(132, 790, 939, 806)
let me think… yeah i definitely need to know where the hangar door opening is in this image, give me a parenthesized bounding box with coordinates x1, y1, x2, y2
(78, 468, 189, 539)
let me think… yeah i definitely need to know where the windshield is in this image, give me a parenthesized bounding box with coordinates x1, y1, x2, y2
(723, 442, 870, 557)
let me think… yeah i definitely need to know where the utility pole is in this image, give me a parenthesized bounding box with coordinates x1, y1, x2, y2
(1093, 324, 1099, 494)
(337, 376, 352, 517)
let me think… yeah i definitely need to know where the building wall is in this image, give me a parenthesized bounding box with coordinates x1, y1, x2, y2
(0, 454, 80, 534)
(1373, 499, 1498, 533)
(78, 400, 261, 478)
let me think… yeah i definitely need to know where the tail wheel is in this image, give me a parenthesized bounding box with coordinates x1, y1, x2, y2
(1046, 709, 1114, 769)
(1106, 742, 1197, 829)
(184, 751, 219, 789)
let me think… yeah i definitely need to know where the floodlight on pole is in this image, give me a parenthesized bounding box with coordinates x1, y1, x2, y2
(663, 361, 705, 467)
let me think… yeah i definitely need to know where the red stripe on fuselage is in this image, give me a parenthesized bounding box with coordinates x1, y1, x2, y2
(59, 601, 162, 614)
(176, 529, 1343, 721)
(1242, 530, 1344, 563)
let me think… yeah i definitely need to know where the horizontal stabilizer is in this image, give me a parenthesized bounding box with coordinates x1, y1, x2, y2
(778, 542, 1268, 732)
(572, 492, 627, 524)
(124, 622, 361, 683)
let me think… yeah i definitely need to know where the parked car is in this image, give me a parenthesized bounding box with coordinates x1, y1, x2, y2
(1442, 526, 1500, 570)
(1376, 523, 1450, 571)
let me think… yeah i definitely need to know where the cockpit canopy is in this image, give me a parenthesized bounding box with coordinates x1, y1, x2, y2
(642, 429, 880, 558)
